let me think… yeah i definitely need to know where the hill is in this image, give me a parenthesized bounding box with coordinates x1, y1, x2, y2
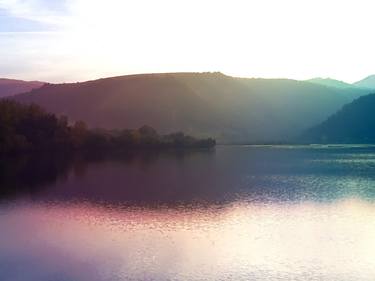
(12, 72, 370, 143)
(353, 75, 375, 89)
(306, 77, 355, 89)
(0, 78, 44, 98)
(301, 93, 375, 143)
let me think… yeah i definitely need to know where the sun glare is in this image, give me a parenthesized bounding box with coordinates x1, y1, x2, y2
(2, 0, 374, 82)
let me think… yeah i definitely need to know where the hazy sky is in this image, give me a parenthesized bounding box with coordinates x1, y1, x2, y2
(1, 0, 375, 83)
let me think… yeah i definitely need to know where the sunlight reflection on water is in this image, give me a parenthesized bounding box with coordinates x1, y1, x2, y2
(1, 199, 375, 281)
(1, 146, 375, 281)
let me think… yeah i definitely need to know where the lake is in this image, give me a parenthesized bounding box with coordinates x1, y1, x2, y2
(1, 145, 375, 281)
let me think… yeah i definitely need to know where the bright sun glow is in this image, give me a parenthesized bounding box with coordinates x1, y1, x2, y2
(1, 0, 375, 82)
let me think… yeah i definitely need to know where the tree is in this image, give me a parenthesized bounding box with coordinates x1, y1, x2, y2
(71, 120, 88, 148)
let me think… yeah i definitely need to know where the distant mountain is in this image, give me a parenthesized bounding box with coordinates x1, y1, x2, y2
(12, 72, 370, 143)
(0, 78, 44, 98)
(301, 93, 375, 143)
(306, 77, 355, 89)
(353, 75, 375, 89)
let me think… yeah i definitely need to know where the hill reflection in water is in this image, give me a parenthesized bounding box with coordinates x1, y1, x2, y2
(2, 145, 375, 205)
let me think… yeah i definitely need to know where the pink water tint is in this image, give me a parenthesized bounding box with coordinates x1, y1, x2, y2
(1, 198, 375, 281)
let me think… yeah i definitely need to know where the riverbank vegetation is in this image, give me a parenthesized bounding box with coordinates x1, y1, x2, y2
(0, 100, 215, 154)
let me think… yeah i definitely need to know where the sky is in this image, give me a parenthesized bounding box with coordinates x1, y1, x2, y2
(1, 0, 375, 83)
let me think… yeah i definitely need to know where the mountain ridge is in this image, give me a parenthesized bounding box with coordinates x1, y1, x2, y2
(0, 78, 45, 98)
(11, 72, 371, 143)
(306, 77, 356, 89)
(353, 75, 375, 89)
(301, 93, 375, 143)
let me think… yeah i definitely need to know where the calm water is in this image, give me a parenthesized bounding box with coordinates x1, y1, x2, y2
(1, 145, 375, 281)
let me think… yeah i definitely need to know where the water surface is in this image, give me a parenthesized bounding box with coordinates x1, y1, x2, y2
(1, 145, 375, 281)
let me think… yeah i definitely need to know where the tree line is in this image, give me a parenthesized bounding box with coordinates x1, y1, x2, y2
(0, 100, 215, 154)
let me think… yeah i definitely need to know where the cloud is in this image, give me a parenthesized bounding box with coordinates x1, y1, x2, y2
(0, 0, 70, 25)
